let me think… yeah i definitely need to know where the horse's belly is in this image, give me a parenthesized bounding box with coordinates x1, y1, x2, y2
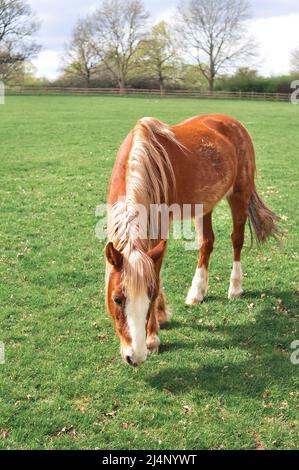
(174, 154, 236, 210)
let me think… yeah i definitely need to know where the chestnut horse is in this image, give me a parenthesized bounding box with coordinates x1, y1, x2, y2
(105, 115, 280, 366)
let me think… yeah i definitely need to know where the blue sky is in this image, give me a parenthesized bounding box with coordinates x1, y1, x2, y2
(27, 0, 299, 79)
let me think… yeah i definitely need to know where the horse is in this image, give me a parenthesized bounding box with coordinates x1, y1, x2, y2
(105, 114, 281, 366)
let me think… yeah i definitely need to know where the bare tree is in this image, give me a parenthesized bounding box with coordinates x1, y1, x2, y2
(176, 0, 256, 92)
(91, 0, 149, 91)
(137, 21, 181, 93)
(64, 18, 98, 88)
(0, 0, 40, 81)
(291, 46, 299, 74)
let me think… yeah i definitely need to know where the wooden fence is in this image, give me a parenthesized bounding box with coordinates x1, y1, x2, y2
(6, 86, 291, 102)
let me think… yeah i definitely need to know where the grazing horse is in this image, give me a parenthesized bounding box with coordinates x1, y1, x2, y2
(105, 115, 280, 366)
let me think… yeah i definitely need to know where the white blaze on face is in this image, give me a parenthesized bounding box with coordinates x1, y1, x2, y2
(124, 291, 150, 365)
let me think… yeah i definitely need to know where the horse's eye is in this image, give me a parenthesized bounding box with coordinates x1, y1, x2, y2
(114, 297, 123, 306)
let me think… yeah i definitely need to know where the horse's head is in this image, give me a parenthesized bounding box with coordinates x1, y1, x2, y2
(105, 240, 166, 366)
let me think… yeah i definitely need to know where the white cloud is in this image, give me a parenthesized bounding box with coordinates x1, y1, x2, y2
(251, 0, 299, 19)
(31, 50, 61, 80)
(248, 14, 299, 75)
(153, 6, 176, 23)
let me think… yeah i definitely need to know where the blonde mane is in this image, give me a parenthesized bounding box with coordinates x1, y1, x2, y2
(107, 117, 182, 296)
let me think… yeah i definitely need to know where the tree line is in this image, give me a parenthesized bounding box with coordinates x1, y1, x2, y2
(60, 0, 257, 92)
(1, 0, 299, 93)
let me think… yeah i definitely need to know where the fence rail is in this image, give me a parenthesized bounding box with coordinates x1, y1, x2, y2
(6, 86, 291, 102)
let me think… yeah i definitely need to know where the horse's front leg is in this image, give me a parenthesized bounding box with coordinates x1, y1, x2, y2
(186, 212, 215, 304)
(146, 300, 161, 354)
(146, 240, 169, 353)
(156, 288, 171, 325)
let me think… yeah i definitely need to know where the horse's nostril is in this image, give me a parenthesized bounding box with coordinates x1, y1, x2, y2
(126, 355, 134, 366)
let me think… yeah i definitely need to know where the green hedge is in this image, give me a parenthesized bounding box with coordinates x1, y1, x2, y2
(215, 72, 298, 94)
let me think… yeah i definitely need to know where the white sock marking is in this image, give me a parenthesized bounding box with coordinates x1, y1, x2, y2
(228, 261, 243, 299)
(186, 266, 208, 305)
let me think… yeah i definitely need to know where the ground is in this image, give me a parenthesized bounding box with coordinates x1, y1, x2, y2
(0, 96, 298, 450)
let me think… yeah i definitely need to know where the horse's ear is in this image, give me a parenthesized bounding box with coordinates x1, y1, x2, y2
(105, 242, 123, 268)
(147, 240, 167, 263)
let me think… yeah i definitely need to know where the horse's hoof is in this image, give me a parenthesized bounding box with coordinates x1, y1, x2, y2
(185, 292, 204, 305)
(146, 335, 160, 354)
(186, 298, 200, 305)
(228, 288, 243, 300)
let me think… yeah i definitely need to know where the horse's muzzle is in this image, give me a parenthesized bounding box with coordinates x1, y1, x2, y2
(121, 345, 147, 367)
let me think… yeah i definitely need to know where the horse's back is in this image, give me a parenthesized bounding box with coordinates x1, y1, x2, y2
(173, 114, 253, 152)
(168, 114, 256, 209)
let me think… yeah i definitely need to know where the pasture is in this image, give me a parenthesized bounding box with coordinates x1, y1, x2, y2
(0, 95, 298, 450)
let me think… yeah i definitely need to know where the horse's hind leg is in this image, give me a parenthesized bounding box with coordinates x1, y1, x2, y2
(186, 212, 215, 305)
(227, 192, 249, 299)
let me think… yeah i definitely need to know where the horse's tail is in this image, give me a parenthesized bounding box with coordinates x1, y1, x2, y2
(248, 187, 282, 243)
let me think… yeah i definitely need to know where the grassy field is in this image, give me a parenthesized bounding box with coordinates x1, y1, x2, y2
(0, 95, 298, 450)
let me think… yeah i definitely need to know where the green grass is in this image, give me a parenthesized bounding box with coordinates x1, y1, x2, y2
(0, 96, 298, 450)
